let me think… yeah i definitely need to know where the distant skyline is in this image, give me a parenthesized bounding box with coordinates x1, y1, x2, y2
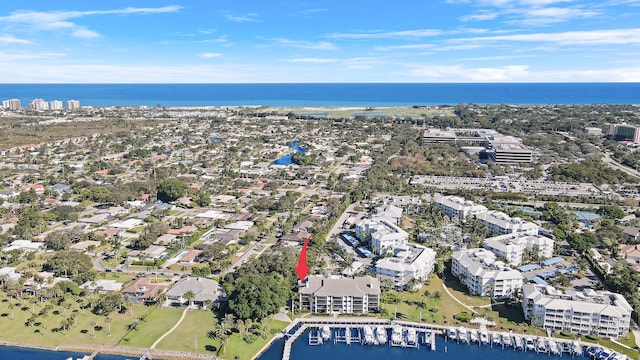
(1, 1, 639, 83)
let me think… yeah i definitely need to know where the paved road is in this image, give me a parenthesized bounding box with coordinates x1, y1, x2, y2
(220, 239, 265, 275)
(603, 152, 640, 179)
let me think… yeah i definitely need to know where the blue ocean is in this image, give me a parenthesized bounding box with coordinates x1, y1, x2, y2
(256, 332, 590, 360)
(0, 83, 639, 107)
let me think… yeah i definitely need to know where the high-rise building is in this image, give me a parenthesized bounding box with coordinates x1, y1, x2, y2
(29, 98, 49, 110)
(50, 100, 63, 110)
(2, 98, 21, 110)
(609, 123, 640, 143)
(67, 99, 81, 110)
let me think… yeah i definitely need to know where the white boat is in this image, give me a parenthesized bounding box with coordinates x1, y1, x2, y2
(572, 341, 582, 356)
(501, 332, 511, 347)
(406, 328, 417, 344)
(536, 338, 548, 353)
(599, 349, 615, 360)
(322, 325, 331, 340)
(548, 340, 560, 354)
(514, 335, 523, 349)
(492, 332, 501, 345)
(391, 326, 403, 345)
(363, 326, 374, 344)
(613, 353, 628, 360)
(525, 337, 535, 351)
(469, 330, 479, 343)
(448, 327, 457, 340)
(376, 326, 387, 344)
(586, 346, 601, 358)
(480, 329, 490, 344)
(458, 327, 468, 343)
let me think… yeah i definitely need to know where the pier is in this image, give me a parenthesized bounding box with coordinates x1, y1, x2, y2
(279, 317, 625, 360)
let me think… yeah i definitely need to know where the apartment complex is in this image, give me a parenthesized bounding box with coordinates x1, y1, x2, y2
(609, 123, 640, 143)
(522, 284, 632, 339)
(451, 248, 523, 299)
(29, 98, 49, 110)
(476, 210, 539, 236)
(298, 275, 380, 314)
(435, 194, 488, 221)
(374, 243, 436, 288)
(483, 233, 554, 266)
(355, 218, 408, 255)
(67, 99, 81, 110)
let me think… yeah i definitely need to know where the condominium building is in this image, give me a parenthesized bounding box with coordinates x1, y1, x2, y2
(355, 218, 408, 255)
(522, 284, 632, 339)
(609, 123, 640, 143)
(451, 248, 523, 299)
(483, 233, 554, 266)
(374, 243, 436, 287)
(2, 98, 21, 110)
(49, 100, 63, 110)
(435, 195, 488, 221)
(67, 99, 81, 110)
(298, 275, 380, 314)
(475, 210, 539, 236)
(29, 98, 49, 110)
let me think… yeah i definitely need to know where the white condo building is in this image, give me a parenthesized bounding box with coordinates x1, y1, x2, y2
(475, 210, 539, 236)
(355, 218, 408, 255)
(29, 98, 49, 110)
(50, 100, 63, 110)
(451, 248, 523, 299)
(374, 243, 436, 287)
(522, 284, 632, 339)
(483, 233, 555, 266)
(2, 98, 21, 110)
(298, 275, 380, 314)
(67, 99, 81, 110)
(435, 195, 488, 221)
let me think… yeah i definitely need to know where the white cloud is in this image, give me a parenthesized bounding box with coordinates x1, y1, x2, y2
(224, 13, 260, 23)
(460, 10, 499, 21)
(272, 38, 337, 50)
(0, 6, 182, 38)
(374, 44, 435, 51)
(198, 52, 222, 58)
(0, 34, 31, 44)
(456, 28, 640, 45)
(328, 29, 444, 39)
(289, 58, 339, 63)
(408, 64, 531, 81)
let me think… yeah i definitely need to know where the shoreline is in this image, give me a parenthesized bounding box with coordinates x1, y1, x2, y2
(1, 341, 216, 360)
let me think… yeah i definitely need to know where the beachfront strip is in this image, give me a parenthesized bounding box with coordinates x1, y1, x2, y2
(273, 317, 629, 360)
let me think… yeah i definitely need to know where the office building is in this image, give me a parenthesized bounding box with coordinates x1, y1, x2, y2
(522, 284, 632, 339)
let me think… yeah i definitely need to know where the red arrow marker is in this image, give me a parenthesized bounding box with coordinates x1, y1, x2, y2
(295, 236, 311, 281)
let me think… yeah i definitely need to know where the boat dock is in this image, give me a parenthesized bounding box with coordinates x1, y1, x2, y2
(280, 317, 628, 360)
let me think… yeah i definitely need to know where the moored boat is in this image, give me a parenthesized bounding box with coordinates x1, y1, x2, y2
(470, 330, 479, 343)
(322, 325, 331, 341)
(391, 326, 403, 345)
(525, 336, 535, 351)
(536, 338, 548, 353)
(458, 327, 468, 343)
(406, 328, 417, 345)
(448, 327, 457, 340)
(376, 326, 387, 344)
(514, 335, 523, 349)
(548, 340, 560, 354)
(501, 332, 511, 347)
(363, 326, 374, 344)
(492, 332, 501, 346)
(480, 329, 490, 344)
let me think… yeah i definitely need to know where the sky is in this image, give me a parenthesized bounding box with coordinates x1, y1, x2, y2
(1, 0, 640, 83)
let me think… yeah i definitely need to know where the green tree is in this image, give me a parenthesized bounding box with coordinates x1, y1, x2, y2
(44, 251, 95, 284)
(157, 179, 188, 202)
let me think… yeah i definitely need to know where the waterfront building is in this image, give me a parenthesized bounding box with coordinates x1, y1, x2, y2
(2, 98, 21, 110)
(522, 284, 632, 339)
(355, 218, 408, 255)
(435, 195, 488, 222)
(374, 243, 436, 288)
(29, 98, 49, 110)
(609, 123, 640, 143)
(483, 233, 554, 266)
(298, 275, 380, 314)
(475, 210, 539, 236)
(451, 248, 523, 299)
(67, 99, 81, 110)
(50, 100, 63, 110)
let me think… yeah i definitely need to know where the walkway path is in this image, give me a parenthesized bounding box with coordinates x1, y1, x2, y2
(440, 279, 480, 315)
(150, 306, 189, 349)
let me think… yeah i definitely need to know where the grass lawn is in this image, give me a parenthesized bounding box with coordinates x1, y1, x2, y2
(122, 307, 184, 348)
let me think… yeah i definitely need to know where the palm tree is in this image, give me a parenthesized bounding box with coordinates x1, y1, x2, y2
(8, 302, 15, 320)
(156, 292, 167, 308)
(105, 316, 112, 336)
(214, 321, 231, 355)
(184, 290, 196, 308)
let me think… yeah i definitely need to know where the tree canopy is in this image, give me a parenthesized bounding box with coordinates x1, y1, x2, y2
(157, 179, 188, 202)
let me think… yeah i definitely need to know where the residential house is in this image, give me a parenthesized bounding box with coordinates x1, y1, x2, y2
(121, 277, 168, 304)
(165, 277, 226, 307)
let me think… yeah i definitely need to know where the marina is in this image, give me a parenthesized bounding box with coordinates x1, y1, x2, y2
(275, 318, 632, 360)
